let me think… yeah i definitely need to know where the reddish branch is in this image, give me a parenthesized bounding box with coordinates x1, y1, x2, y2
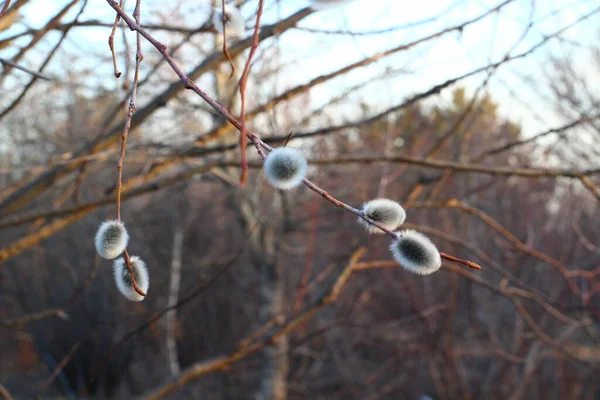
(105, 0, 480, 272)
(238, 0, 264, 186)
(221, 0, 235, 78)
(0, 0, 11, 21)
(114, 0, 146, 297)
(108, 0, 125, 78)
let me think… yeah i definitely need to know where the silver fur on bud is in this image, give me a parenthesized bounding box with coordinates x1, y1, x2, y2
(389, 230, 441, 275)
(310, 0, 351, 10)
(212, 4, 245, 37)
(94, 220, 129, 259)
(358, 198, 406, 233)
(113, 256, 149, 302)
(263, 147, 308, 190)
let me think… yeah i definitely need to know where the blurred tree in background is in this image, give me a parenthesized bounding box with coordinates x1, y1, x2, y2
(0, 0, 599, 399)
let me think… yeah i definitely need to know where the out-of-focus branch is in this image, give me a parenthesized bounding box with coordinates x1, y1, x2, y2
(0, 6, 314, 216)
(0, 383, 14, 400)
(0, 57, 51, 80)
(237, 0, 264, 185)
(143, 248, 366, 399)
(0, 1, 10, 20)
(0, 0, 87, 121)
(166, 226, 184, 376)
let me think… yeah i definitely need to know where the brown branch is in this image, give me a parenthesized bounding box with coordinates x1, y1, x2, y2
(0, 0, 77, 85)
(304, 155, 600, 178)
(115, 0, 143, 221)
(0, 0, 86, 122)
(89, 244, 249, 387)
(0, 383, 14, 400)
(143, 248, 366, 399)
(0, 162, 219, 264)
(0, 19, 214, 50)
(0, 0, 10, 20)
(108, 0, 125, 78)
(237, 0, 264, 186)
(1, 259, 98, 327)
(0, 57, 51, 80)
(123, 249, 146, 297)
(115, 0, 145, 296)
(221, 0, 235, 78)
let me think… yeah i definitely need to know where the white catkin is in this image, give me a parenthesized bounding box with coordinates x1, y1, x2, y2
(212, 4, 245, 37)
(113, 256, 149, 302)
(310, 0, 351, 10)
(263, 147, 308, 190)
(389, 230, 441, 275)
(94, 220, 129, 259)
(358, 198, 406, 233)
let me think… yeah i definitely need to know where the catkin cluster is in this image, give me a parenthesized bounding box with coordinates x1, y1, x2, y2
(94, 219, 149, 301)
(310, 0, 351, 10)
(212, 4, 245, 37)
(358, 198, 441, 275)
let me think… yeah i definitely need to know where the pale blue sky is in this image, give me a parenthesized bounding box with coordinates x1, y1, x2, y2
(1, 0, 599, 138)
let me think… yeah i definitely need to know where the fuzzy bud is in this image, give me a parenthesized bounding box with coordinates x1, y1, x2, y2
(94, 220, 129, 259)
(212, 4, 245, 37)
(263, 147, 308, 190)
(389, 230, 441, 275)
(113, 256, 149, 302)
(310, 0, 351, 10)
(359, 198, 406, 233)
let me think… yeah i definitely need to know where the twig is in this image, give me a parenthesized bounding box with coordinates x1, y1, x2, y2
(439, 252, 482, 270)
(114, 0, 145, 297)
(115, 0, 143, 221)
(237, 0, 264, 186)
(221, 0, 235, 78)
(108, 0, 125, 78)
(0, 57, 51, 80)
(123, 249, 146, 296)
(0, 0, 10, 21)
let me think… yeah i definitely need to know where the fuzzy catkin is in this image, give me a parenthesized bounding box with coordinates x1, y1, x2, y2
(389, 230, 441, 275)
(310, 0, 350, 10)
(212, 4, 245, 37)
(358, 199, 406, 233)
(113, 256, 149, 302)
(263, 147, 308, 190)
(94, 220, 129, 259)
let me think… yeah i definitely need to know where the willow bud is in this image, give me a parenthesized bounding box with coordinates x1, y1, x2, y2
(263, 147, 308, 190)
(94, 220, 129, 259)
(389, 230, 441, 275)
(113, 256, 149, 302)
(358, 198, 406, 233)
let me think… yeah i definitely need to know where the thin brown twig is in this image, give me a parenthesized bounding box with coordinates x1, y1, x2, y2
(221, 0, 235, 78)
(116, 0, 145, 297)
(108, 0, 125, 78)
(123, 249, 146, 297)
(237, 0, 264, 186)
(0, 57, 51, 80)
(0, 0, 10, 21)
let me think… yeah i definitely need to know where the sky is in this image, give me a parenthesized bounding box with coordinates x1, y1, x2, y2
(1, 0, 599, 140)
